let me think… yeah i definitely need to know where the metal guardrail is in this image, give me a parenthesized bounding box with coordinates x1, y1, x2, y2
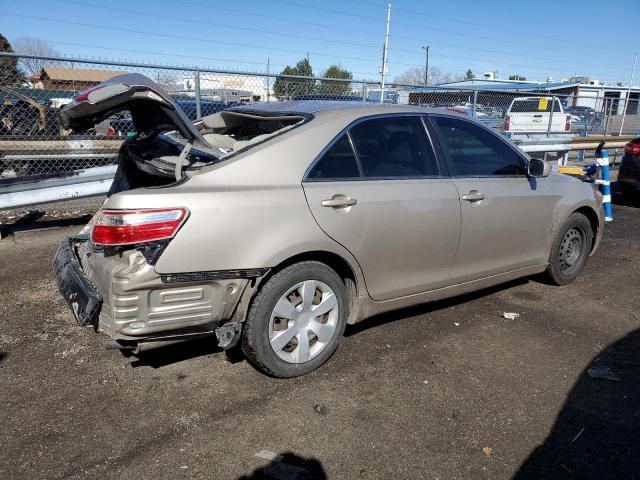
(0, 165, 115, 209)
(515, 135, 635, 153)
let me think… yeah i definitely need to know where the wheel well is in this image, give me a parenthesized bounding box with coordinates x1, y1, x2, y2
(574, 206, 599, 253)
(265, 251, 360, 323)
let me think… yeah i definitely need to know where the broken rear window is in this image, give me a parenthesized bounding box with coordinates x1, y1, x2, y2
(197, 110, 307, 159)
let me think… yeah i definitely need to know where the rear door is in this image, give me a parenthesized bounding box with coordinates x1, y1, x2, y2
(303, 114, 461, 301)
(429, 114, 559, 283)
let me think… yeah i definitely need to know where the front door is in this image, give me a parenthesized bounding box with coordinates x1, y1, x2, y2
(430, 114, 559, 283)
(303, 115, 461, 301)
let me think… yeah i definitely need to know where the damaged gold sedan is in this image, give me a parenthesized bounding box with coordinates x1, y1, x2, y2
(54, 74, 604, 377)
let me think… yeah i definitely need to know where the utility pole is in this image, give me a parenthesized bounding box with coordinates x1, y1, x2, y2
(619, 52, 638, 135)
(379, 2, 391, 104)
(422, 45, 429, 85)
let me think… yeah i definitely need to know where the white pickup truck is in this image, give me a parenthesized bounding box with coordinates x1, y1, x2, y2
(504, 97, 571, 137)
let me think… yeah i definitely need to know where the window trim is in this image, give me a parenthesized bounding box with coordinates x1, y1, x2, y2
(303, 113, 446, 183)
(427, 113, 530, 179)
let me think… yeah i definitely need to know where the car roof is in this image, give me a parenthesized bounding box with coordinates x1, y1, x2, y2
(229, 100, 439, 117)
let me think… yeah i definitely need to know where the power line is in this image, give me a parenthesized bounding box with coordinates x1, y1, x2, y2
(55, 0, 387, 52)
(343, 0, 607, 50)
(265, 0, 628, 61)
(1, 13, 413, 66)
(28, 1, 616, 77)
(44, 40, 384, 78)
(52, 0, 625, 75)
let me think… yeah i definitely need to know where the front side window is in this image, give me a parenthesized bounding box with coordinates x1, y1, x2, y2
(349, 116, 439, 178)
(432, 116, 526, 176)
(307, 134, 361, 180)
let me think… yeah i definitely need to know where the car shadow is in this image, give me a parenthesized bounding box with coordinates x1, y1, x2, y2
(125, 336, 226, 369)
(345, 277, 529, 337)
(237, 452, 327, 480)
(513, 328, 640, 479)
(0, 213, 92, 238)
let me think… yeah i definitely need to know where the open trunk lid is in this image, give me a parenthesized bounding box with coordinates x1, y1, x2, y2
(59, 73, 209, 146)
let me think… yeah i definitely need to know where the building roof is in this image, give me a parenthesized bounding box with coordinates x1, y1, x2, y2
(40, 66, 127, 83)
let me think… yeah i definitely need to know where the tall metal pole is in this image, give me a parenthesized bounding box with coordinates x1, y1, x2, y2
(380, 2, 391, 104)
(619, 52, 638, 135)
(422, 45, 429, 85)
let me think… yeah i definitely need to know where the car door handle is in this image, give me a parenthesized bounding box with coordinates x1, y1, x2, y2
(321, 197, 358, 208)
(462, 191, 486, 202)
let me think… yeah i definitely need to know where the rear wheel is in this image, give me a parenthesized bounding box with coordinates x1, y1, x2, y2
(242, 261, 348, 377)
(545, 213, 593, 285)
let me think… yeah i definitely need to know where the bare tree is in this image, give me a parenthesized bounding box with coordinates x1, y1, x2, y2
(393, 66, 464, 86)
(154, 71, 179, 93)
(12, 37, 63, 77)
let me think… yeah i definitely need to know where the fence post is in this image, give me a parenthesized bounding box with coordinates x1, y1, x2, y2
(546, 96, 556, 137)
(597, 149, 613, 222)
(361, 82, 367, 102)
(472, 90, 478, 118)
(194, 68, 201, 118)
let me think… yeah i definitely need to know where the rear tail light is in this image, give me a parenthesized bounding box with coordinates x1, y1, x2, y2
(624, 142, 640, 155)
(106, 127, 116, 137)
(504, 115, 510, 131)
(565, 115, 571, 131)
(91, 208, 188, 246)
(74, 83, 129, 104)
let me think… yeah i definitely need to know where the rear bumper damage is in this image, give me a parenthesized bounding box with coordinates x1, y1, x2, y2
(53, 236, 103, 327)
(53, 236, 266, 349)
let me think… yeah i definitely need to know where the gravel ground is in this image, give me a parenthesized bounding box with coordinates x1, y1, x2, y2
(0, 192, 638, 480)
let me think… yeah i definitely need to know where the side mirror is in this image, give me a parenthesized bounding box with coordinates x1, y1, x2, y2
(528, 158, 551, 178)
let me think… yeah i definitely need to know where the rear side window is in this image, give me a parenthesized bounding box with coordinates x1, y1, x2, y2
(509, 98, 562, 113)
(349, 116, 439, 178)
(432, 116, 526, 176)
(307, 134, 361, 180)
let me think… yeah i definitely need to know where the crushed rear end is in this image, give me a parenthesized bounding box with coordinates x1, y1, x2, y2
(53, 74, 306, 351)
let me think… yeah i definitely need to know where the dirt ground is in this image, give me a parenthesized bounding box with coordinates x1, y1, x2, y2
(0, 191, 639, 480)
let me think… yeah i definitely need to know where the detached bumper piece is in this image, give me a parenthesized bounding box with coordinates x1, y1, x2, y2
(53, 237, 102, 327)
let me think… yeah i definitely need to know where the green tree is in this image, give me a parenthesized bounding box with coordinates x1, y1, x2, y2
(273, 58, 316, 100)
(509, 74, 527, 81)
(465, 69, 474, 80)
(0, 34, 23, 86)
(317, 65, 353, 95)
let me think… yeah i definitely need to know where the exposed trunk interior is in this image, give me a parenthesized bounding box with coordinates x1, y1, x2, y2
(109, 110, 307, 196)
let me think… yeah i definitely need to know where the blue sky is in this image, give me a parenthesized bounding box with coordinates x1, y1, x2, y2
(1, 0, 638, 84)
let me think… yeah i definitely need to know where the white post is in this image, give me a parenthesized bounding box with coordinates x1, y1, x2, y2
(619, 52, 638, 135)
(380, 3, 391, 104)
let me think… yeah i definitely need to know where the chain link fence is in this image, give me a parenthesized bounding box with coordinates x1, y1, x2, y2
(1, 52, 639, 180)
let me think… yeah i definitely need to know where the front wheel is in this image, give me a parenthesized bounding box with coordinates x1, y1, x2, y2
(242, 261, 348, 378)
(545, 213, 593, 285)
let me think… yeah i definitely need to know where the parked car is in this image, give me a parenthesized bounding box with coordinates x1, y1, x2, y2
(619, 137, 640, 201)
(54, 74, 604, 377)
(565, 106, 603, 131)
(504, 96, 571, 136)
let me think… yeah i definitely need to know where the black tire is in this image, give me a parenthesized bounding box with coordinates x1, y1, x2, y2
(545, 213, 593, 286)
(242, 261, 348, 378)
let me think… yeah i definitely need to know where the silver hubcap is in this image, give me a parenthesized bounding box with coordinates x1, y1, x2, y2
(268, 280, 339, 364)
(559, 227, 584, 272)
